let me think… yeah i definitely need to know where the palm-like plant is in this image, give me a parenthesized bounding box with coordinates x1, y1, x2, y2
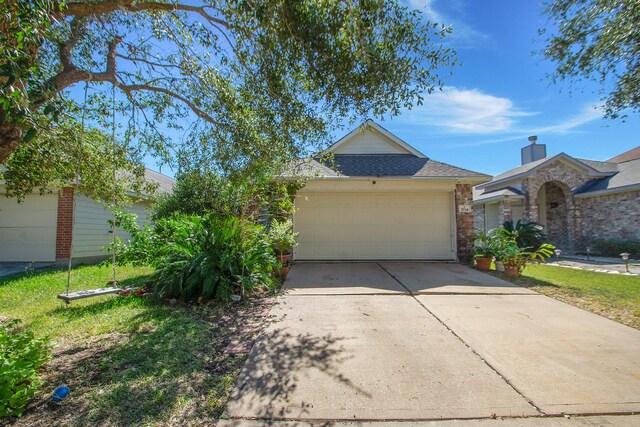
(502, 220, 547, 249)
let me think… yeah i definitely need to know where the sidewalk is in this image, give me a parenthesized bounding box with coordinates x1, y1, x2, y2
(549, 254, 640, 275)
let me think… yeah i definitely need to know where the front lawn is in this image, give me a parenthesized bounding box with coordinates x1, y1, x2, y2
(500, 264, 640, 329)
(0, 265, 260, 426)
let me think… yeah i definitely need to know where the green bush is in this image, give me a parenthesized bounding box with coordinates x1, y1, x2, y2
(0, 320, 51, 419)
(592, 239, 640, 259)
(502, 220, 547, 249)
(115, 213, 278, 301)
(267, 219, 298, 254)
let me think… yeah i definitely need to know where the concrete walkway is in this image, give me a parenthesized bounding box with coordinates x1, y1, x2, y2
(223, 262, 640, 424)
(550, 255, 640, 275)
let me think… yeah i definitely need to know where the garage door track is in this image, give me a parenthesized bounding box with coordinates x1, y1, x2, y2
(222, 262, 640, 424)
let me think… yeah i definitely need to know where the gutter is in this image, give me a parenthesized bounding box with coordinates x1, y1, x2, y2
(472, 194, 525, 205)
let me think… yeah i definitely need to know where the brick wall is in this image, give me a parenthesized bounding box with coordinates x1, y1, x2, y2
(455, 184, 474, 263)
(578, 190, 640, 249)
(544, 182, 570, 249)
(55, 187, 74, 260)
(473, 204, 485, 234)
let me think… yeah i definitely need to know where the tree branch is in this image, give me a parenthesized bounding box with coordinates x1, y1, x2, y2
(119, 83, 222, 126)
(36, 29, 221, 127)
(116, 53, 181, 70)
(63, 1, 230, 28)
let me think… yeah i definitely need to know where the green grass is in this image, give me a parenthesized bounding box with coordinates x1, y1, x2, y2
(0, 265, 249, 426)
(0, 265, 153, 345)
(504, 263, 640, 329)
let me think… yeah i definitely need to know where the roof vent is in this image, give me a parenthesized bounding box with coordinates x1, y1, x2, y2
(521, 136, 546, 165)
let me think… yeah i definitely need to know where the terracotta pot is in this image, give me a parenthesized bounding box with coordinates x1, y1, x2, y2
(494, 260, 505, 272)
(273, 266, 290, 277)
(504, 265, 520, 278)
(475, 256, 492, 271)
(277, 252, 293, 266)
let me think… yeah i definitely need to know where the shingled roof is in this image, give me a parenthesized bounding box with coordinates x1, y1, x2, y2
(574, 158, 640, 196)
(288, 154, 489, 179)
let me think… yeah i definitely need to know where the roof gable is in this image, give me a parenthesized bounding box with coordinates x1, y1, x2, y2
(477, 153, 615, 191)
(328, 120, 426, 158)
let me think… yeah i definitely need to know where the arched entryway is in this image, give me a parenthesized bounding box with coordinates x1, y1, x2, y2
(537, 181, 572, 250)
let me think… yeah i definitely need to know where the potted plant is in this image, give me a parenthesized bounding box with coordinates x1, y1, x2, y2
(493, 233, 518, 272)
(503, 243, 555, 278)
(268, 219, 298, 270)
(472, 232, 496, 271)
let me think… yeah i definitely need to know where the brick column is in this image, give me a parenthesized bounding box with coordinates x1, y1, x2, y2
(455, 184, 474, 263)
(56, 187, 74, 260)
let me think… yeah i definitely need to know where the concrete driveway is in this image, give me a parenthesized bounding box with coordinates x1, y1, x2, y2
(223, 262, 640, 424)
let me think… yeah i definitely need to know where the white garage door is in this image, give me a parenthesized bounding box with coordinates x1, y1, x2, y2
(294, 191, 454, 260)
(0, 193, 58, 262)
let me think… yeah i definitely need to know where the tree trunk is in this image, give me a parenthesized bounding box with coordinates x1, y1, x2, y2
(0, 121, 22, 163)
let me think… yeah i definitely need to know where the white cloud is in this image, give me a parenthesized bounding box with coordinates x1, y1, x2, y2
(449, 104, 605, 147)
(407, 0, 490, 48)
(532, 105, 603, 134)
(398, 86, 536, 133)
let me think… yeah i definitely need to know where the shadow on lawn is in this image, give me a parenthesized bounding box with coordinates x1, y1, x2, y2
(19, 299, 282, 426)
(29, 306, 221, 426)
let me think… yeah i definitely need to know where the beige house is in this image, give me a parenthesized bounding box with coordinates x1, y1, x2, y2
(289, 120, 491, 261)
(0, 169, 175, 263)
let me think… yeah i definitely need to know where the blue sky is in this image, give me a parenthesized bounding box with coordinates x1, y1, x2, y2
(142, 0, 639, 177)
(371, 0, 640, 176)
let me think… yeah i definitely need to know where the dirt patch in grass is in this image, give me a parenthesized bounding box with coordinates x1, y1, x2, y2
(11, 297, 274, 427)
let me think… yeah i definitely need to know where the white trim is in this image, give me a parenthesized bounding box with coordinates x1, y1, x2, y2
(283, 175, 491, 185)
(451, 191, 457, 261)
(473, 194, 525, 205)
(324, 119, 427, 158)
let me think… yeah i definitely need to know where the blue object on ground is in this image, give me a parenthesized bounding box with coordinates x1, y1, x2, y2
(51, 386, 69, 402)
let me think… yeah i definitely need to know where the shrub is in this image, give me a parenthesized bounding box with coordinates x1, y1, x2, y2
(267, 219, 298, 255)
(154, 171, 248, 219)
(502, 220, 547, 249)
(0, 320, 51, 419)
(116, 213, 278, 301)
(472, 232, 498, 258)
(153, 171, 303, 222)
(592, 239, 640, 259)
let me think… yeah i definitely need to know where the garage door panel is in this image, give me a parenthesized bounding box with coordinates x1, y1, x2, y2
(0, 193, 57, 262)
(295, 191, 454, 260)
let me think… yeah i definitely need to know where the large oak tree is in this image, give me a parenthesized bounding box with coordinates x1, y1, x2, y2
(1, 0, 455, 199)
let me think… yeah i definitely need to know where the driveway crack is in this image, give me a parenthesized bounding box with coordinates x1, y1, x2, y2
(376, 262, 545, 416)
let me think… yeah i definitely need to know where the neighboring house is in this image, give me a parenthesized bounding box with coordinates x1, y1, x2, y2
(473, 139, 640, 252)
(286, 120, 491, 261)
(0, 169, 175, 263)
